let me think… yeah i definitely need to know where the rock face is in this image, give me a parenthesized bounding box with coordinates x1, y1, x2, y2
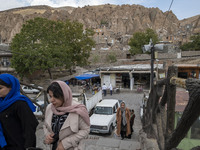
(0, 4, 199, 47)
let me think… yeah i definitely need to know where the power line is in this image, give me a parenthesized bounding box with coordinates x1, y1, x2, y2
(161, 0, 175, 32)
(0, 49, 29, 56)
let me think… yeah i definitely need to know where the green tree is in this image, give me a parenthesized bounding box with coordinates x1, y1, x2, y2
(11, 17, 95, 78)
(180, 34, 200, 51)
(63, 20, 95, 67)
(106, 52, 117, 63)
(128, 28, 159, 55)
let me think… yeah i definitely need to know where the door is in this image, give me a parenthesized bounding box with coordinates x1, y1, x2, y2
(103, 75, 110, 87)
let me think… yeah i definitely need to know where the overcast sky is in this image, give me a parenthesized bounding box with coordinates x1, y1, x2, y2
(0, 0, 199, 20)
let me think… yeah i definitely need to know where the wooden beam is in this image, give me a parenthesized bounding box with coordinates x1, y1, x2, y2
(170, 76, 186, 88)
(166, 66, 177, 139)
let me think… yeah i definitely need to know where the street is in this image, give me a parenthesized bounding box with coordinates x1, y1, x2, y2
(35, 89, 147, 150)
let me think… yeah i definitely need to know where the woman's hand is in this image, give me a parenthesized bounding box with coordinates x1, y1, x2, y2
(44, 133, 54, 144)
(56, 141, 65, 150)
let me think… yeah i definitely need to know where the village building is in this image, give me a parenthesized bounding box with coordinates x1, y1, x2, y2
(99, 64, 165, 90)
(0, 43, 14, 74)
(176, 64, 200, 79)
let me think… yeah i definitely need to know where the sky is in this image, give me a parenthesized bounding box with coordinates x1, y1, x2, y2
(0, 0, 199, 20)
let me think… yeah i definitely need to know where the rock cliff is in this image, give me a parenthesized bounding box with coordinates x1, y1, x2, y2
(0, 4, 199, 47)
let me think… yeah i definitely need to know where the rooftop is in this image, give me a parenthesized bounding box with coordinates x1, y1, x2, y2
(0, 43, 11, 55)
(100, 64, 163, 71)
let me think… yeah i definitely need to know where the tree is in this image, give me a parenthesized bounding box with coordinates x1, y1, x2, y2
(10, 17, 95, 78)
(180, 34, 200, 51)
(128, 28, 159, 55)
(106, 52, 117, 63)
(63, 20, 95, 67)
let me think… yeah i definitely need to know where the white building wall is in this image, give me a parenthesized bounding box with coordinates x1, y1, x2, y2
(101, 74, 116, 88)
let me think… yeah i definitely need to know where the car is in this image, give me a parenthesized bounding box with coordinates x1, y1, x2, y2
(30, 97, 45, 116)
(33, 100, 44, 116)
(90, 99, 120, 134)
(30, 84, 43, 89)
(22, 85, 40, 94)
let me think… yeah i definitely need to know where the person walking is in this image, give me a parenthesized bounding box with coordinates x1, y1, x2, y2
(43, 81, 90, 150)
(128, 109, 135, 139)
(108, 83, 113, 96)
(102, 83, 107, 96)
(116, 101, 131, 140)
(0, 74, 39, 150)
(92, 84, 95, 95)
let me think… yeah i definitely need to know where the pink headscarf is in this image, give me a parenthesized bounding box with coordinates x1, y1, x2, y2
(50, 81, 90, 126)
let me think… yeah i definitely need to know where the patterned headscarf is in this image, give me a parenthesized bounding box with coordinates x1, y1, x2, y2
(120, 101, 127, 126)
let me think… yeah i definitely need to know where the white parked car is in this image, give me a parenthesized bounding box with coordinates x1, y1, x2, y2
(33, 100, 44, 116)
(30, 84, 43, 90)
(90, 99, 120, 134)
(22, 85, 40, 94)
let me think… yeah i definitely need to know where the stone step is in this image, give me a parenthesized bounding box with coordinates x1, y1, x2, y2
(84, 137, 141, 150)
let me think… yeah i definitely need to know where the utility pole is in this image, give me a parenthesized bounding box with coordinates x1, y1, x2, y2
(144, 39, 163, 90)
(150, 39, 154, 91)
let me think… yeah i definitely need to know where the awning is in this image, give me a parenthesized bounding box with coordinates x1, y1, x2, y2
(75, 74, 100, 80)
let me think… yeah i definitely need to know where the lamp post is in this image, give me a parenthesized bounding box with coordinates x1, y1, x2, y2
(143, 40, 166, 90)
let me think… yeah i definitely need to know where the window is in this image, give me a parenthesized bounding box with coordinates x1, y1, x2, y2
(1, 57, 10, 67)
(113, 103, 119, 113)
(178, 72, 188, 79)
(94, 107, 112, 115)
(190, 70, 196, 78)
(113, 106, 115, 113)
(116, 102, 118, 109)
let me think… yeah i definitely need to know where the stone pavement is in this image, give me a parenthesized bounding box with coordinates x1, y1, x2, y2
(82, 137, 140, 150)
(36, 123, 141, 150)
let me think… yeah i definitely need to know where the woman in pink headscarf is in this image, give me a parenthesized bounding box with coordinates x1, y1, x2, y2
(43, 81, 90, 150)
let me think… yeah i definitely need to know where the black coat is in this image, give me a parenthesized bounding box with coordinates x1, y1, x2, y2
(0, 101, 39, 150)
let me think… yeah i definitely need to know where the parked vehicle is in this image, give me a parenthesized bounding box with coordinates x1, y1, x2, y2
(90, 99, 120, 134)
(33, 100, 44, 116)
(30, 84, 43, 89)
(22, 85, 40, 94)
(30, 90, 102, 117)
(140, 94, 148, 118)
(72, 90, 102, 115)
